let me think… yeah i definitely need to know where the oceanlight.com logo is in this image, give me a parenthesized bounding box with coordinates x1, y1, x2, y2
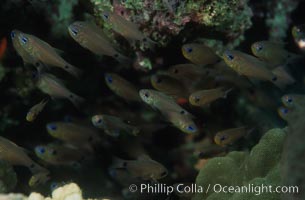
(128, 183, 299, 196)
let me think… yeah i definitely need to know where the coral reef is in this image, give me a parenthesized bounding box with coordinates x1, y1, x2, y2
(91, 0, 252, 51)
(0, 160, 17, 193)
(193, 128, 286, 200)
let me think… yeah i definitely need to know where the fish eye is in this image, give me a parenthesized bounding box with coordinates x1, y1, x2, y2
(97, 118, 103, 124)
(194, 96, 200, 103)
(105, 75, 113, 83)
(225, 52, 234, 61)
(256, 44, 263, 52)
(47, 124, 57, 131)
(144, 92, 149, 98)
(186, 125, 196, 132)
(38, 147, 45, 154)
(280, 107, 289, 115)
(32, 72, 38, 79)
(186, 47, 193, 53)
(30, 163, 35, 169)
(11, 31, 16, 39)
(272, 76, 277, 82)
(50, 182, 58, 191)
(220, 135, 227, 141)
(21, 36, 28, 44)
(285, 96, 293, 104)
(70, 27, 79, 36)
(173, 69, 178, 74)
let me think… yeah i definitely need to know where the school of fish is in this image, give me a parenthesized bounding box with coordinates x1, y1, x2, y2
(0, 5, 304, 198)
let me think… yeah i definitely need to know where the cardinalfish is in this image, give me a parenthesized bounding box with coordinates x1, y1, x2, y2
(189, 87, 233, 107)
(281, 94, 305, 108)
(11, 30, 42, 67)
(68, 21, 129, 63)
(196, 144, 227, 159)
(0, 37, 7, 60)
(167, 63, 217, 81)
(105, 73, 141, 101)
(101, 10, 155, 48)
(139, 89, 192, 116)
(29, 171, 50, 187)
(292, 24, 305, 51)
(251, 41, 299, 66)
(35, 143, 86, 167)
(16, 31, 82, 77)
(46, 122, 101, 152)
(92, 114, 140, 137)
(108, 168, 139, 186)
(0, 136, 48, 174)
(181, 43, 219, 65)
(150, 73, 189, 99)
(223, 50, 295, 89)
(214, 127, 250, 147)
(26, 98, 49, 122)
(111, 155, 168, 181)
(36, 73, 84, 108)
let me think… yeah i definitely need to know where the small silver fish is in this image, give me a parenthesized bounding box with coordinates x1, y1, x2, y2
(26, 98, 48, 122)
(36, 73, 84, 107)
(17, 31, 82, 77)
(68, 21, 129, 62)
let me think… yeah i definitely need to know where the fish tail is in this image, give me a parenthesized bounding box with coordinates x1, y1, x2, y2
(29, 162, 48, 174)
(67, 93, 85, 108)
(223, 88, 234, 98)
(64, 64, 83, 78)
(271, 66, 295, 89)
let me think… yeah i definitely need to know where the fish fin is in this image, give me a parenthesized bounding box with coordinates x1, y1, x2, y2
(137, 154, 151, 161)
(53, 47, 65, 55)
(67, 93, 85, 108)
(64, 64, 83, 78)
(272, 66, 295, 89)
(114, 53, 131, 63)
(111, 156, 128, 169)
(223, 88, 234, 98)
